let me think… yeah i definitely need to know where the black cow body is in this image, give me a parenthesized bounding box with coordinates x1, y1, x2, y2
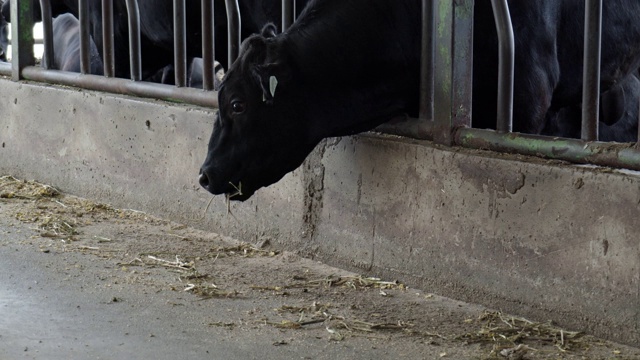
(200, 0, 640, 201)
(48, 13, 104, 74)
(542, 72, 640, 142)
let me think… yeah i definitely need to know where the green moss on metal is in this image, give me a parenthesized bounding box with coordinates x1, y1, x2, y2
(456, 128, 640, 171)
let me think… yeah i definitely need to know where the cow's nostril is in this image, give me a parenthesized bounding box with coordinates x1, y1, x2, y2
(198, 173, 210, 189)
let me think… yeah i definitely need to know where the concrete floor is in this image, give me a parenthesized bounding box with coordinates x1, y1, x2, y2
(1, 184, 640, 360)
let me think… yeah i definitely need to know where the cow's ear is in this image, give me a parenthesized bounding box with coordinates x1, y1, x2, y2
(252, 63, 283, 105)
(261, 23, 278, 38)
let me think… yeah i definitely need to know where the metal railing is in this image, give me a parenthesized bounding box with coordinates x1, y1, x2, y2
(455, 0, 640, 171)
(378, 0, 640, 171)
(3, 0, 640, 171)
(3, 0, 243, 108)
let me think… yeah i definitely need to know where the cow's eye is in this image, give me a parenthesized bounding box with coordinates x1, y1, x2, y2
(231, 100, 246, 114)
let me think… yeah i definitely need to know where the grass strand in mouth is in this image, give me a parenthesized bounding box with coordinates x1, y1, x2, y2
(225, 181, 244, 215)
(228, 181, 243, 198)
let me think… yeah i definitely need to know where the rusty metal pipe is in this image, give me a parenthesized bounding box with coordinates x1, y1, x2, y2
(173, 0, 186, 87)
(490, 0, 514, 133)
(79, 0, 91, 74)
(11, 0, 36, 80)
(432, 0, 474, 145)
(201, 0, 214, 90)
(102, 0, 115, 77)
(225, 0, 240, 66)
(39, 0, 54, 69)
(22, 66, 218, 108)
(456, 127, 640, 171)
(124, 0, 141, 81)
(581, 0, 602, 141)
(419, 0, 435, 121)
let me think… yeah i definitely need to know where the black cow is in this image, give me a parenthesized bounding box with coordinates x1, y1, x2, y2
(199, 0, 640, 201)
(542, 72, 640, 142)
(187, 58, 226, 90)
(47, 13, 103, 74)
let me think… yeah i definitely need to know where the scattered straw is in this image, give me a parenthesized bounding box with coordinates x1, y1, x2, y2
(459, 311, 584, 356)
(210, 243, 279, 258)
(0, 176, 59, 199)
(146, 255, 194, 270)
(251, 274, 405, 292)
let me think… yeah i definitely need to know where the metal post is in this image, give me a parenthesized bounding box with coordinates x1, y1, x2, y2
(490, 0, 514, 133)
(79, 0, 91, 74)
(124, 0, 141, 81)
(39, 0, 53, 69)
(581, 0, 602, 141)
(432, 0, 474, 145)
(225, 0, 240, 66)
(201, 0, 214, 90)
(173, 0, 186, 87)
(282, 0, 293, 32)
(419, 0, 435, 121)
(102, 0, 115, 77)
(11, 0, 35, 80)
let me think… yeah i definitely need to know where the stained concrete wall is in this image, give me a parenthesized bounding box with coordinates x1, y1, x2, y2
(1, 79, 639, 346)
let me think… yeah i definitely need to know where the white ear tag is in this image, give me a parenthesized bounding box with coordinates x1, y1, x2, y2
(269, 76, 278, 98)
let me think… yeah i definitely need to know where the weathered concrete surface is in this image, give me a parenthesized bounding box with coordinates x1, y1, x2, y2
(1, 79, 639, 346)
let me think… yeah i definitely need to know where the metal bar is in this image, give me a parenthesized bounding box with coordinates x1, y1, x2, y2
(102, 0, 115, 77)
(79, 0, 91, 74)
(374, 116, 435, 140)
(39, 0, 54, 69)
(581, 0, 602, 141)
(173, 0, 186, 87)
(225, 0, 240, 66)
(419, 0, 435, 121)
(293, 0, 297, 21)
(7, 37, 44, 45)
(11, 0, 36, 80)
(124, 0, 141, 81)
(456, 127, 640, 171)
(282, 0, 293, 32)
(201, 0, 214, 90)
(490, 0, 514, 133)
(22, 66, 218, 108)
(432, 0, 474, 145)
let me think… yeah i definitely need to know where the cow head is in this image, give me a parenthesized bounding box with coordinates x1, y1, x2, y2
(199, 24, 319, 201)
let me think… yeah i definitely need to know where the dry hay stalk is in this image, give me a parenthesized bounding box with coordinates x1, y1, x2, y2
(459, 311, 584, 355)
(252, 274, 405, 293)
(0, 176, 59, 199)
(210, 243, 279, 258)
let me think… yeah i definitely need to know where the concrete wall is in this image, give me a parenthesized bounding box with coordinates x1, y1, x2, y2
(1, 79, 639, 346)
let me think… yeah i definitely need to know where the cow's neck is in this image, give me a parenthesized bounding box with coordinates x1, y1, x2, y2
(283, 0, 421, 139)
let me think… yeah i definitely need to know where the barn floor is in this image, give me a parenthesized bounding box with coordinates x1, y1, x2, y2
(0, 176, 638, 360)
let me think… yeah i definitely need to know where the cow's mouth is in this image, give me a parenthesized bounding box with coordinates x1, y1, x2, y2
(198, 172, 256, 201)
